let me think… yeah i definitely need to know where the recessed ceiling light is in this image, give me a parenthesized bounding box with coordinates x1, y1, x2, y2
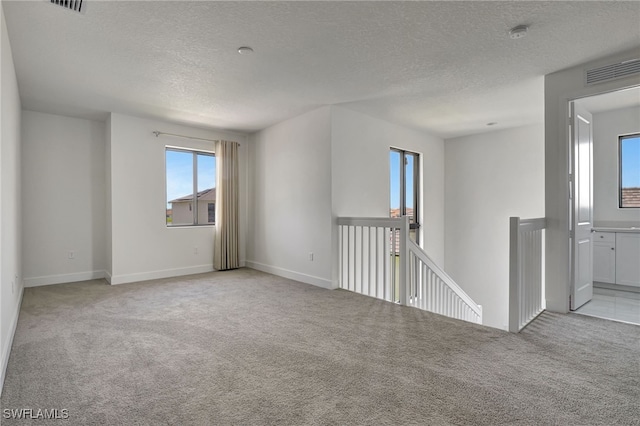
(237, 46, 254, 55)
(487, 122, 498, 126)
(508, 25, 529, 40)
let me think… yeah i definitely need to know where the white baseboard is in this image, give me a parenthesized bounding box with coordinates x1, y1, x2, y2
(1, 285, 23, 397)
(25, 264, 226, 287)
(24, 270, 106, 288)
(245, 261, 335, 290)
(109, 264, 214, 285)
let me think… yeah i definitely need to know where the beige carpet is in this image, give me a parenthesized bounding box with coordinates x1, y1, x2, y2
(1, 268, 639, 425)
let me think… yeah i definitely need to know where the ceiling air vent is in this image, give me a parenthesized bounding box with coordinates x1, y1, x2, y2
(50, 0, 83, 13)
(585, 59, 640, 85)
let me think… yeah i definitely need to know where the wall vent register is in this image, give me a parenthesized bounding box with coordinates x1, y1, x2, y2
(50, 0, 83, 13)
(585, 58, 640, 85)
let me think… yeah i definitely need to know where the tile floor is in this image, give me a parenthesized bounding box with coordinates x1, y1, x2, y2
(574, 286, 640, 325)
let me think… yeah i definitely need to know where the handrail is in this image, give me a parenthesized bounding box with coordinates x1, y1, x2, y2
(516, 218, 546, 233)
(337, 215, 482, 324)
(337, 216, 407, 228)
(407, 239, 483, 319)
(337, 216, 409, 303)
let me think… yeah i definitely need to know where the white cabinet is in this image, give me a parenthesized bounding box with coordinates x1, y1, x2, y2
(615, 233, 640, 287)
(593, 232, 616, 283)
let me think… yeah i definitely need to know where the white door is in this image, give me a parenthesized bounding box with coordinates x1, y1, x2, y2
(570, 102, 594, 310)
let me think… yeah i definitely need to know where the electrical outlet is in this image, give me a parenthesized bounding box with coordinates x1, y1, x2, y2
(308, 252, 314, 261)
(68, 250, 75, 260)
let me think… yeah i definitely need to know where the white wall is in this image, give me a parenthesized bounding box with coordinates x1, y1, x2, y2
(592, 105, 640, 225)
(108, 113, 248, 284)
(331, 106, 446, 266)
(21, 111, 106, 286)
(545, 49, 640, 313)
(247, 106, 445, 290)
(247, 107, 334, 288)
(1, 3, 22, 394)
(105, 114, 112, 278)
(445, 124, 545, 330)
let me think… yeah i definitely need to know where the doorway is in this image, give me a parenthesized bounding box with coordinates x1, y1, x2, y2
(570, 86, 640, 316)
(574, 286, 640, 324)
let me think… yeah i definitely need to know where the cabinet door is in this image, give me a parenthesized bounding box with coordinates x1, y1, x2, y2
(593, 241, 615, 283)
(615, 233, 640, 287)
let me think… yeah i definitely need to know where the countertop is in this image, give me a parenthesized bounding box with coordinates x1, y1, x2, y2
(592, 227, 640, 233)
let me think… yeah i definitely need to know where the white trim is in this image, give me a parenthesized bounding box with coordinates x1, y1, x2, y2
(104, 270, 112, 284)
(109, 264, 214, 285)
(23, 270, 106, 287)
(165, 144, 215, 155)
(245, 261, 335, 290)
(1, 286, 23, 397)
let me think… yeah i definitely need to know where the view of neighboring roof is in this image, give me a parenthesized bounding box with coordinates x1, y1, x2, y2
(622, 187, 640, 208)
(390, 208, 414, 218)
(170, 188, 215, 203)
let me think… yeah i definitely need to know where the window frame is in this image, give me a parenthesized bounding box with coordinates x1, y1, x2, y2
(165, 146, 216, 227)
(618, 133, 640, 209)
(390, 147, 421, 243)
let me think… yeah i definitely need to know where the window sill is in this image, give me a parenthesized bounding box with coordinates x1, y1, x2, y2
(166, 224, 216, 228)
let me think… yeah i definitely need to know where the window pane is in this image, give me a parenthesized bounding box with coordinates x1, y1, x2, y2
(406, 153, 419, 244)
(208, 203, 216, 223)
(405, 153, 415, 224)
(390, 150, 401, 217)
(166, 149, 194, 226)
(621, 135, 640, 208)
(197, 153, 216, 224)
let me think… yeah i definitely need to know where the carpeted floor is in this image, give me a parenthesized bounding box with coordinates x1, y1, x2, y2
(1, 268, 639, 425)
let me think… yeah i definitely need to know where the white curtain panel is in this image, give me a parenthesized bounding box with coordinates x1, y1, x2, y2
(214, 140, 240, 270)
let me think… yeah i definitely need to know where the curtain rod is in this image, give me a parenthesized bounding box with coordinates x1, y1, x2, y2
(153, 131, 240, 146)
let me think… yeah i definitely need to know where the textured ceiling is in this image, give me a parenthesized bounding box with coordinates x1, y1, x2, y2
(3, 1, 640, 138)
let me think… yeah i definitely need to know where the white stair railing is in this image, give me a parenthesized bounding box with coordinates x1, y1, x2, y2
(338, 216, 482, 324)
(407, 239, 482, 324)
(337, 217, 405, 303)
(509, 217, 546, 332)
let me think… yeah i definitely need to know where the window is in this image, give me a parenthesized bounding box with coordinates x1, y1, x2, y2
(166, 147, 216, 226)
(390, 148, 420, 243)
(208, 203, 215, 223)
(619, 134, 640, 208)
